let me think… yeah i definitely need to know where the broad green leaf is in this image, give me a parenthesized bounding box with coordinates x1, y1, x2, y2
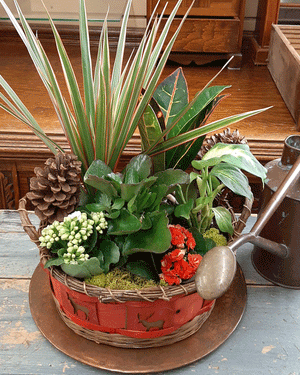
(61, 257, 103, 279)
(210, 163, 253, 200)
(129, 187, 156, 214)
(140, 213, 153, 230)
(138, 103, 165, 173)
(94, 192, 112, 207)
(126, 260, 158, 281)
(84, 176, 118, 198)
(124, 168, 139, 185)
(111, 198, 125, 210)
(122, 212, 171, 256)
(123, 154, 152, 182)
(44, 257, 65, 268)
(190, 228, 216, 256)
(174, 199, 194, 220)
(202, 143, 267, 182)
(192, 157, 222, 170)
(212, 206, 234, 235)
(98, 239, 120, 273)
(84, 226, 98, 253)
(120, 176, 157, 202)
(86, 203, 108, 212)
(145, 184, 168, 212)
(107, 209, 141, 235)
(154, 168, 189, 187)
(204, 238, 217, 253)
(148, 85, 229, 158)
(192, 196, 214, 212)
(84, 160, 118, 196)
(153, 67, 188, 126)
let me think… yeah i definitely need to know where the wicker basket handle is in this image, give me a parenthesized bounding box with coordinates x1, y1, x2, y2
(18, 197, 50, 265)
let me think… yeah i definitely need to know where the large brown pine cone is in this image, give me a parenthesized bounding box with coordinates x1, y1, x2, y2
(27, 152, 82, 223)
(198, 128, 247, 159)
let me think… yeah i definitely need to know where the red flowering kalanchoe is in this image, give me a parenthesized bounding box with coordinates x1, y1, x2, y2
(160, 224, 202, 286)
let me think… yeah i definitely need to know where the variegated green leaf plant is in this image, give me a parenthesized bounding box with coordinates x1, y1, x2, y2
(174, 143, 268, 236)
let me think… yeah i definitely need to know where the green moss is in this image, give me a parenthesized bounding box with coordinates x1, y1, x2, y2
(203, 228, 227, 246)
(85, 273, 107, 288)
(85, 268, 166, 290)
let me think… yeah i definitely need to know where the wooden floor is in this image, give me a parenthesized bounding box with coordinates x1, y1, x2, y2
(0, 37, 298, 161)
(0, 36, 299, 209)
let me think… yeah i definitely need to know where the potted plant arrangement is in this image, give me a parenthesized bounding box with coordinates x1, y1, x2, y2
(0, 0, 268, 348)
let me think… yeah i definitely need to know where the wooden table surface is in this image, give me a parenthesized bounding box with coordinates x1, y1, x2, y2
(1, 209, 300, 375)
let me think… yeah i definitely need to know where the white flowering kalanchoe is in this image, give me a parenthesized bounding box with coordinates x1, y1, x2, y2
(63, 245, 90, 265)
(38, 211, 108, 265)
(91, 211, 108, 233)
(39, 220, 61, 249)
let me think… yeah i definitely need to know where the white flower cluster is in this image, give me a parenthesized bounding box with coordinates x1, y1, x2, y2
(63, 245, 89, 265)
(91, 211, 108, 233)
(39, 211, 108, 265)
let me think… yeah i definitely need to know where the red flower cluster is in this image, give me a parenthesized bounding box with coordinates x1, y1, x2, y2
(160, 225, 202, 286)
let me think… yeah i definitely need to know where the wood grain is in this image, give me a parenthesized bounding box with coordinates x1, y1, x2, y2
(268, 25, 300, 131)
(0, 33, 300, 210)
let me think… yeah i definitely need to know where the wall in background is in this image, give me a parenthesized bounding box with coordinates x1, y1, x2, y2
(0, 0, 146, 27)
(0, 0, 259, 31)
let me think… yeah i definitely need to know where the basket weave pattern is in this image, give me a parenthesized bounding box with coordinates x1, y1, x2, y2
(19, 195, 252, 347)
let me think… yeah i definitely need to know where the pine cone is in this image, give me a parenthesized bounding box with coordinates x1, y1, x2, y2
(198, 128, 247, 159)
(27, 152, 82, 223)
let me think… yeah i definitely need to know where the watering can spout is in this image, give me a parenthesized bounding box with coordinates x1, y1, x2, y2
(195, 135, 300, 300)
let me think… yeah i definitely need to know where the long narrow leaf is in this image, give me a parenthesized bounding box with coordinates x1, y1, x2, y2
(108, 34, 151, 168)
(172, 95, 228, 170)
(144, 0, 184, 86)
(130, 1, 194, 140)
(36, 41, 88, 169)
(44, 6, 94, 164)
(10, 3, 82, 157)
(95, 66, 108, 161)
(93, 11, 107, 98)
(111, 0, 132, 92)
(79, 0, 95, 130)
(147, 107, 272, 156)
(100, 18, 112, 164)
(0, 89, 60, 154)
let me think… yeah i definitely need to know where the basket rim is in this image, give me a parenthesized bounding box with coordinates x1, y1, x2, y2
(18, 194, 252, 302)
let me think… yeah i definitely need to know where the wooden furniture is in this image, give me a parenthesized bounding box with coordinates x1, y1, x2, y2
(2, 210, 300, 373)
(147, 0, 246, 68)
(248, 0, 300, 65)
(268, 25, 300, 131)
(1, 35, 299, 211)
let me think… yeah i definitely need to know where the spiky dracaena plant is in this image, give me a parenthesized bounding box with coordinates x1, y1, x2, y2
(0, 0, 269, 181)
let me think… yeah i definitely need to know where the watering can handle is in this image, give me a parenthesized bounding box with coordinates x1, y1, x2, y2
(230, 154, 300, 254)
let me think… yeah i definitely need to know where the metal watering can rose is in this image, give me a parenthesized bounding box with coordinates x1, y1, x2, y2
(195, 135, 300, 300)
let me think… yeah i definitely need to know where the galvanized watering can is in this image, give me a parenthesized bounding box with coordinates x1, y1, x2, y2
(195, 135, 300, 300)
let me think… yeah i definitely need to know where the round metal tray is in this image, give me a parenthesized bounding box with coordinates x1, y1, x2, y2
(29, 263, 247, 373)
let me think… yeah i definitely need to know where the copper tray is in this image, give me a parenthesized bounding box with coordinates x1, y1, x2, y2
(29, 263, 247, 373)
